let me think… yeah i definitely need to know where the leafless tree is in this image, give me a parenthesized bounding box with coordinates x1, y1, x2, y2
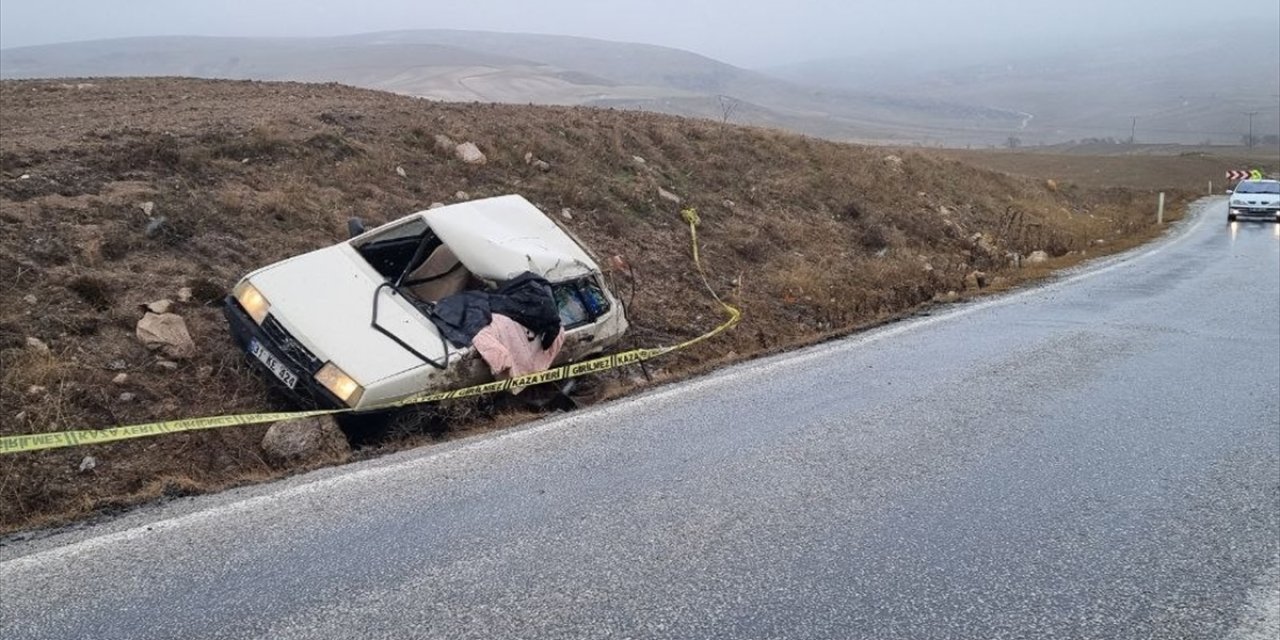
(717, 95, 741, 125)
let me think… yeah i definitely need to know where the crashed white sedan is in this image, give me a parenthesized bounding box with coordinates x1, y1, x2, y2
(224, 195, 629, 410)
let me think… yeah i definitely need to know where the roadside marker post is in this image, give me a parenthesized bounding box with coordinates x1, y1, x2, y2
(1158, 192, 1165, 225)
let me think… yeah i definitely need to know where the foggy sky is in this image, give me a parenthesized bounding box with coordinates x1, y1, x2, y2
(2, 0, 1278, 67)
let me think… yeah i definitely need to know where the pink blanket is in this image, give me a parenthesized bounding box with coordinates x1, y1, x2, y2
(473, 313, 566, 391)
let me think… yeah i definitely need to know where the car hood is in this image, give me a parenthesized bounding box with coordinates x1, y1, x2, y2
(424, 195, 600, 282)
(249, 245, 451, 386)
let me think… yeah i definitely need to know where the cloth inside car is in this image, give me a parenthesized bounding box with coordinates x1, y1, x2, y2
(429, 271, 561, 348)
(473, 313, 566, 388)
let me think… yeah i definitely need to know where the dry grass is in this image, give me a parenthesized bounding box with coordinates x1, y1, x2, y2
(926, 147, 1280, 192)
(0, 77, 1192, 534)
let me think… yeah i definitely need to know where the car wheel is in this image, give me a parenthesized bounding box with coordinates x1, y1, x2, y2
(1227, 213, 1237, 222)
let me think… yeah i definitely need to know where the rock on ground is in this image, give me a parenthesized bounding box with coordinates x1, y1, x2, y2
(261, 416, 351, 465)
(454, 142, 487, 165)
(1027, 250, 1050, 264)
(964, 270, 988, 290)
(136, 312, 195, 359)
(144, 299, 173, 314)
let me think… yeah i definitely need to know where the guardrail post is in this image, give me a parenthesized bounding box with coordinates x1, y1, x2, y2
(1157, 192, 1165, 225)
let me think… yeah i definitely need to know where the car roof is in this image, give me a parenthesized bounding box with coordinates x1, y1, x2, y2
(421, 195, 600, 283)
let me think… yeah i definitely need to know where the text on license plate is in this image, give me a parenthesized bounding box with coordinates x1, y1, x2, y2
(249, 339, 298, 389)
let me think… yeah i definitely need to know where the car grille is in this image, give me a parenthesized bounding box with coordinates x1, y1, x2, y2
(261, 315, 323, 373)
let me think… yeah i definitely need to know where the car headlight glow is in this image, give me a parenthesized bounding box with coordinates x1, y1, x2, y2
(233, 281, 271, 325)
(315, 362, 364, 407)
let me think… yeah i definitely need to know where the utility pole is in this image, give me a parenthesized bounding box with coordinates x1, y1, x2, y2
(1245, 111, 1259, 148)
(1130, 116, 1137, 145)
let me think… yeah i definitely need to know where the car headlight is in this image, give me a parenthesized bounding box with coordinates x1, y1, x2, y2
(233, 281, 271, 325)
(315, 362, 364, 407)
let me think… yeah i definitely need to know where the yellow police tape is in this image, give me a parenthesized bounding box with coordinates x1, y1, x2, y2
(1, 210, 740, 455)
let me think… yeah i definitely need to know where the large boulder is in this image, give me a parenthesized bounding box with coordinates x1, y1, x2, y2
(261, 416, 350, 465)
(135, 312, 195, 359)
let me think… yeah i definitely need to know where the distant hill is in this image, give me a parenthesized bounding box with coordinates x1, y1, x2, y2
(0, 30, 1029, 145)
(771, 26, 1280, 146)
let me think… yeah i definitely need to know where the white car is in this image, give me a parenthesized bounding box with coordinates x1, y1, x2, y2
(224, 195, 629, 411)
(1227, 179, 1280, 223)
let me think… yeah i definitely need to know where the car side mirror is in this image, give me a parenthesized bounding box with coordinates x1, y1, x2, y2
(1225, 189, 1233, 195)
(347, 217, 366, 238)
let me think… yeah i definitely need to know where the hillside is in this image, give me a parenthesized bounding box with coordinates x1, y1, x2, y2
(0, 31, 1027, 144)
(772, 26, 1280, 146)
(0, 78, 1188, 533)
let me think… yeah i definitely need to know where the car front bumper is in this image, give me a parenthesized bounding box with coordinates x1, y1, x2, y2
(1229, 207, 1280, 220)
(223, 296, 347, 410)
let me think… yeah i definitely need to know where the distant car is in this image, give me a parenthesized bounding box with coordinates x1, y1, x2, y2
(1227, 179, 1280, 223)
(224, 195, 628, 411)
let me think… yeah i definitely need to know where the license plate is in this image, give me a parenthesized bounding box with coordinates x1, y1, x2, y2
(249, 339, 298, 389)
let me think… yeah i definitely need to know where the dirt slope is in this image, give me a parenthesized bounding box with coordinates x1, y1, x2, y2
(0, 78, 1188, 533)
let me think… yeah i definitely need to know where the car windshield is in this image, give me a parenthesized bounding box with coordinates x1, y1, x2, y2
(1235, 181, 1280, 194)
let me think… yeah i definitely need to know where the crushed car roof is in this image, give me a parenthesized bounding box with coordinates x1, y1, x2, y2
(423, 195, 600, 282)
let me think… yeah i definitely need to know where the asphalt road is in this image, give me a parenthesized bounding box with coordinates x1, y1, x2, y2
(2, 198, 1277, 639)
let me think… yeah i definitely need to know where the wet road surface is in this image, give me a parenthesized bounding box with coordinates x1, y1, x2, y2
(2, 198, 1278, 639)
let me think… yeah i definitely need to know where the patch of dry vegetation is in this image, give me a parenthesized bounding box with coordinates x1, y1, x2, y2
(0, 78, 1191, 534)
(927, 147, 1279, 191)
